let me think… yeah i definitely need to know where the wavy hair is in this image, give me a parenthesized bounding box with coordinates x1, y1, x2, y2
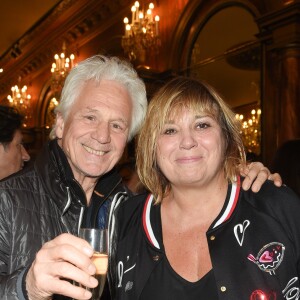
(136, 77, 246, 203)
(50, 55, 147, 141)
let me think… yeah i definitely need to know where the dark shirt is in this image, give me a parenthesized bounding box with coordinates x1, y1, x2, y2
(83, 195, 111, 229)
(140, 260, 218, 300)
(140, 199, 218, 299)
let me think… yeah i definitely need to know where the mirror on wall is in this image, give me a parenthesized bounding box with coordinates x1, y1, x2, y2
(188, 6, 261, 158)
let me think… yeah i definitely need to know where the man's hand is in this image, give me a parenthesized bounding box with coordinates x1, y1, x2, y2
(239, 162, 282, 192)
(26, 233, 98, 300)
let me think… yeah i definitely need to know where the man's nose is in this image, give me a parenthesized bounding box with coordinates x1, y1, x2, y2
(92, 122, 111, 143)
(21, 145, 30, 161)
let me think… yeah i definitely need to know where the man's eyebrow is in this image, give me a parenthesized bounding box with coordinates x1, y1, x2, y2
(84, 107, 97, 112)
(115, 118, 129, 125)
(84, 107, 129, 125)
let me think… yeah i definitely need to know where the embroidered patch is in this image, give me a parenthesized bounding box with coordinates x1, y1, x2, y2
(117, 260, 137, 288)
(117, 261, 124, 287)
(234, 220, 250, 246)
(247, 242, 285, 275)
(125, 281, 133, 292)
(283, 277, 300, 299)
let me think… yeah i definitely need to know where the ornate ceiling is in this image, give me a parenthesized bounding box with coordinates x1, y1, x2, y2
(0, 0, 131, 100)
(0, 0, 60, 58)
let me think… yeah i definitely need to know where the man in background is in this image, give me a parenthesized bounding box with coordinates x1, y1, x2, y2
(0, 105, 30, 180)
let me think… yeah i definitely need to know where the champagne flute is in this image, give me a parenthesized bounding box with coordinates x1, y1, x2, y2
(79, 228, 108, 299)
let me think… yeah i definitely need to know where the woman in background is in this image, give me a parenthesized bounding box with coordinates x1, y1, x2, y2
(110, 77, 299, 299)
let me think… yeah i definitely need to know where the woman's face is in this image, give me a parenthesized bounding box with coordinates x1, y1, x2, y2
(156, 107, 226, 188)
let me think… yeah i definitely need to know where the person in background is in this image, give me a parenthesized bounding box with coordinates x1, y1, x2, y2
(117, 160, 145, 194)
(271, 138, 300, 197)
(110, 77, 296, 300)
(0, 105, 30, 180)
(0, 55, 280, 300)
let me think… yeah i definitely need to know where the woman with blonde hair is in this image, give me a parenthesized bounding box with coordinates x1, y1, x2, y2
(110, 77, 294, 300)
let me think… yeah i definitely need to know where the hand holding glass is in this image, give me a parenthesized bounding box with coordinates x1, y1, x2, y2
(79, 228, 108, 299)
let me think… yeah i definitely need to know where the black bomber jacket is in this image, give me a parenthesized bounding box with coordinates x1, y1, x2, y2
(110, 178, 300, 300)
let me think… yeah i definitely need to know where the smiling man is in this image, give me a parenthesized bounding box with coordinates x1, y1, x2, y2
(55, 79, 133, 200)
(0, 56, 281, 300)
(0, 105, 30, 180)
(0, 55, 147, 300)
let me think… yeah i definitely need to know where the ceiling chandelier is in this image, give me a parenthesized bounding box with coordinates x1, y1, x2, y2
(122, 1, 160, 63)
(50, 42, 75, 94)
(7, 84, 32, 127)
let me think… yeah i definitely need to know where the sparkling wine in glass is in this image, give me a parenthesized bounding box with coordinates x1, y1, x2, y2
(79, 228, 108, 299)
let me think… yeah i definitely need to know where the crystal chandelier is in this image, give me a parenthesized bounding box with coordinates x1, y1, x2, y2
(236, 108, 261, 156)
(122, 1, 160, 63)
(50, 42, 75, 94)
(7, 85, 32, 127)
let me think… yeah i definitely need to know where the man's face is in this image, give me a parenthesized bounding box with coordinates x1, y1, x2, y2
(0, 129, 30, 180)
(55, 79, 132, 185)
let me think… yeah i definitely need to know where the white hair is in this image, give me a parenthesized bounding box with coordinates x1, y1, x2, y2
(50, 55, 147, 141)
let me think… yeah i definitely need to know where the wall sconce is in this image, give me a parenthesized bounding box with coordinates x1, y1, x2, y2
(45, 97, 59, 130)
(236, 108, 261, 156)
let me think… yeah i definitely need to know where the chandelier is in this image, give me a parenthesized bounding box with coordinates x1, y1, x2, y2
(7, 85, 32, 127)
(236, 108, 261, 156)
(50, 42, 75, 94)
(122, 1, 160, 63)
